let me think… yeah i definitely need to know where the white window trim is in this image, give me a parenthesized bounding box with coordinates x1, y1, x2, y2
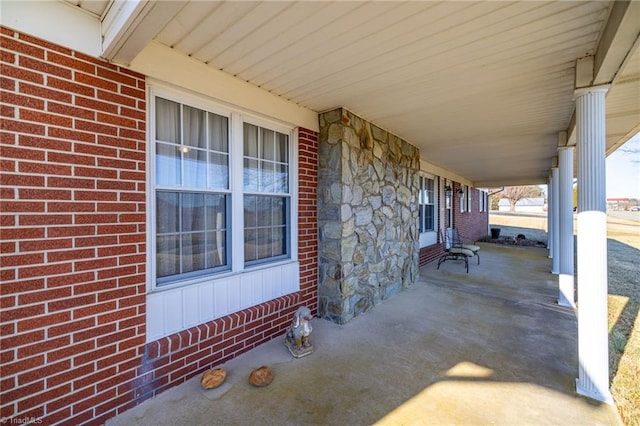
(146, 83, 300, 342)
(419, 173, 438, 248)
(466, 186, 471, 212)
(479, 190, 487, 212)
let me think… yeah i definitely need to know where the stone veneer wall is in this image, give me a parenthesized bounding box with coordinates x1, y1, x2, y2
(318, 108, 420, 324)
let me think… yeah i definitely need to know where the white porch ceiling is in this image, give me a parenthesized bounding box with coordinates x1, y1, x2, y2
(72, 0, 640, 187)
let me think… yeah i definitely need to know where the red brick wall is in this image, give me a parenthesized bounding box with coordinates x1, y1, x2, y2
(418, 183, 488, 268)
(453, 184, 489, 243)
(1, 27, 147, 425)
(419, 244, 443, 267)
(297, 128, 319, 314)
(0, 27, 319, 425)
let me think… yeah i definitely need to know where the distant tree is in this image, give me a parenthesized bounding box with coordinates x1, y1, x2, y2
(490, 194, 500, 210)
(502, 185, 542, 212)
(616, 133, 640, 163)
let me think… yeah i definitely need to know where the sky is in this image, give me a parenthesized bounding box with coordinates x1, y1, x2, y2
(606, 132, 640, 199)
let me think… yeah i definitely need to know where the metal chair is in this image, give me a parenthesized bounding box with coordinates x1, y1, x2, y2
(437, 228, 475, 273)
(448, 228, 480, 265)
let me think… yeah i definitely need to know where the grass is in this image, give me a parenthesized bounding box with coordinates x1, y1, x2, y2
(489, 211, 640, 426)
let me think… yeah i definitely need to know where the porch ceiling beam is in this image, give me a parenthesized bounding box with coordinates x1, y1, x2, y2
(593, 0, 640, 86)
(101, 0, 184, 65)
(565, 0, 640, 146)
(420, 160, 473, 188)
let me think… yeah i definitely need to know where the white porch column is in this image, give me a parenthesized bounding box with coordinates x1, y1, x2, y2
(547, 175, 552, 256)
(575, 85, 612, 404)
(558, 148, 575, 307)
(550, 167, 560, 274)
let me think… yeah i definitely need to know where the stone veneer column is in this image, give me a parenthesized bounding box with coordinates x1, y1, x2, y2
(317, 108, 420, 324)
(550, 167, 560, 274)
(575, 86, 613, 403)
(558, 147, 575, 307)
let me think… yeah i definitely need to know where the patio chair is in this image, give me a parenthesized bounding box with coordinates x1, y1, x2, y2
(437, 228, 475, 273)
(448, 228, 480, 265)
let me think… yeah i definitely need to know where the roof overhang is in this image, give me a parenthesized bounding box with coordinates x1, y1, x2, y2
(3, 0, 639, 188)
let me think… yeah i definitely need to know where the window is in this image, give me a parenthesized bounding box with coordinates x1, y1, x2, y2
(152, 93, 292, 288)
(419, 176, 435, 233)
(479, 191, 487, 212)
(460, 185, 471, 213)
(243, 123, 290, 264)
(154, 98, 230, 285)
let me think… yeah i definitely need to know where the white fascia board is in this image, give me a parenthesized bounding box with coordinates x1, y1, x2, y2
(129, 41, 319, 132)
(420, 159, 473, 188)
(101, 0, 184, 66)
(0, 0, 101, 57)
(101, 0, 147, 61)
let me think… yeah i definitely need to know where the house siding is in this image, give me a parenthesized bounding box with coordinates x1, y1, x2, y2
(0, 27, 318, 425)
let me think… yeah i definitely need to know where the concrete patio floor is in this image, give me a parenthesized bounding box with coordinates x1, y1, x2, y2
(107, 243, 622, 426)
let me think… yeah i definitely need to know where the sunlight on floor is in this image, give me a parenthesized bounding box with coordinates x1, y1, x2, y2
(441, 361, 494, 378)
(374, 364, 615, 426)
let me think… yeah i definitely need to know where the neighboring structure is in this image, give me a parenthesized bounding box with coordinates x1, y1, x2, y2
(498, 197, 546, 212)
(606, 198, 635, 211)
(0, 22, 486, 426)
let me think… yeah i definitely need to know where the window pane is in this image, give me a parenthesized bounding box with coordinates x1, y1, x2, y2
(244, 158, 259, 191)
(205, 194, 227, 268)
(156, 98, 180, 143)
(205, 194, 226, 230)
(157, 192, 179, 233)
(183, 148, 207, 188)
(244, 195, 287, 263)
(426, 205, 434, 231)
(272, 226, 286, 257)
(425, 178, 434, 204)
(244, 195, 257, 228)
(157, 235, 180, 278)
(209, 113, 228, 152)
(244, 123, 258, 158)
(419, 206, 425, 233)
(183, 105, 206, 149)
(275, 133, 288, 162)
(262, 128, 275, 160)
(182, 193, 205, 232)
(257, 196, 271, 227)
(261, 161, 275, 193)
(182, 232, 205, 273)
(208, 153, 228, 189)
(244, 228, 257, 262)
(271, 197, 285, 226)
(206, 230, 226, 268)
(274, 164, 288, 193)
(156, 143, 181, 186)
(256, 228, 271, 260)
